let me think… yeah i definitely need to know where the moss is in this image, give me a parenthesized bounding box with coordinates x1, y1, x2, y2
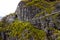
(4, 20, 46, 40)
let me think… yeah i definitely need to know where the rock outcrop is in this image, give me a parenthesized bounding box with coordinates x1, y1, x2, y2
(1, 0, 60, 32)
(1, 0, 60, 40)
(2, 0, 60, 29)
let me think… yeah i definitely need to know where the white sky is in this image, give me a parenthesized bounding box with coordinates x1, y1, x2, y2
(0, 0, 21, 17)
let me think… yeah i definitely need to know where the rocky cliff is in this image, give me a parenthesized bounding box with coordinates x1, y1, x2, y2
(2, 0, 60, 29)
(1, 0, 60, 40)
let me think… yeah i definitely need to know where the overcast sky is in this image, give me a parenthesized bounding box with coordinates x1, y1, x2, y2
(0, 0, 21, 17)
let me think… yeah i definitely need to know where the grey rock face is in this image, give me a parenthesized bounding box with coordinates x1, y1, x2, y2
(16, 1, 41, 21)
(2, 13, 17, 23)
(6, 15, 15, 23)
(15, 1, 42, 29)
(15, 1, 60, 29)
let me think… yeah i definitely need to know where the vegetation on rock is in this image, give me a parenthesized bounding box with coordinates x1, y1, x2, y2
(0, 0, 60, 40)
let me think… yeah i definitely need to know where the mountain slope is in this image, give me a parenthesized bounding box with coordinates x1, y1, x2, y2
(0, 0, 60, 40)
